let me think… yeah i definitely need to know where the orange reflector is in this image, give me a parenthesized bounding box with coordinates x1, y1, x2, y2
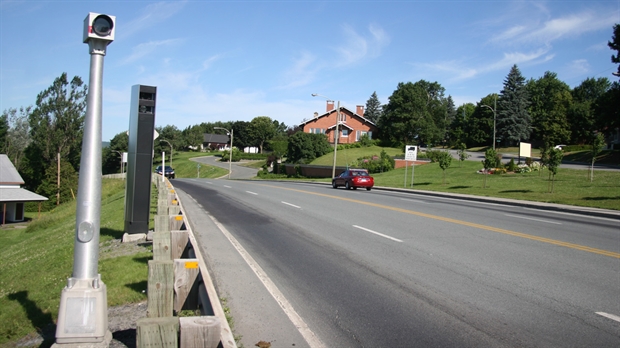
(175, 216, 183, 221)
(185, 261, 199, 269)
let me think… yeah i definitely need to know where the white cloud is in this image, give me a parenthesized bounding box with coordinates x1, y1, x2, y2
(490, 10, 618, 46)
(120, 39, 184, 65)
(119, 1, 187, 39)
(279, 51, 319, 89)
(333, 23, 390, 67)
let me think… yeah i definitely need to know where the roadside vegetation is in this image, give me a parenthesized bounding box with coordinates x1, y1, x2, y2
(0, 154, 228, 346)
(0, 179, 150, 346)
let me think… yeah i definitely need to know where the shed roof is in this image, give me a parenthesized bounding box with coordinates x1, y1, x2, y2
(0, 154, 24, 185)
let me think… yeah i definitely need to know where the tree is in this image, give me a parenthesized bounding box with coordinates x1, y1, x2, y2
(481, 148, 499, 188)
(590, 133, 605, 182)
(0, 112, 7, 153)
(457, 142, 470, 167)
(364, 91, 382, 123)
(248, 116, 277, 153)
(379, 80, 445, 147)
(182, 124, 205, 150)
(547, 148, 563, 193)
(609, 24, 620, 78)
(102, 131, 128, 174)
(437, 151, 452, 185)
(569, 78, 610, 144)
(449, 103, 475, 147)
(527, 71, 572, 149)
(26, 73, 87, 196)
(2, 107, 32, 172)
(497, 65, 531, 146)
(469, 95, 496, 147)
(442, 96, 457, 147)
(286, 132, 331, 164)
(267, 135, 288, 168)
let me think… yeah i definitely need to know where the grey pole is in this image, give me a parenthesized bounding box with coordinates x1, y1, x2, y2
(73, 38, 106, 279)
(55, 13, 114, 344)
(332, 100, 340, 179)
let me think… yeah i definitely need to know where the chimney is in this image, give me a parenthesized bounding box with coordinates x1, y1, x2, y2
(326, 100, 334, 112)
(356, 105, 364, 116)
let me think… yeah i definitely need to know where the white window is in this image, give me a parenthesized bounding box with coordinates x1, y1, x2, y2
(342, 129, 349, 137)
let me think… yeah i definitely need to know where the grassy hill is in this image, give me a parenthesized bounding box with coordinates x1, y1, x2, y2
(311, 145, 402, 167)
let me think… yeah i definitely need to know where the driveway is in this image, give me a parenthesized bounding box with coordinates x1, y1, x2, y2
(190, 155, 259, 179)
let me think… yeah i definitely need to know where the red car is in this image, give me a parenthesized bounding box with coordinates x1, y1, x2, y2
(332, 169, 374, 191)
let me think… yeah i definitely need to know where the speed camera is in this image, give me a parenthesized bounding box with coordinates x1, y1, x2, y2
(83, 13, 115, 43)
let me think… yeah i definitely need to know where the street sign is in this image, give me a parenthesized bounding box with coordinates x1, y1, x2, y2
(405, 145, 417, 161)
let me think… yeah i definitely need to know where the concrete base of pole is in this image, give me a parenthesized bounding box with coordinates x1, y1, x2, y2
(52, 331, 112, 348)
(55, 276, 110, 344)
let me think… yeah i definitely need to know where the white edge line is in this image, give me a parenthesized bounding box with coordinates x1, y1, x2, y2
(282, 201, 301, 209)
(353, 225, 403, 243)
(206, 212, 325, 348)
(246, 191, 258, 195)
(504, 214, 562, 225)
(223, 185, 231, 188)
(596, 312, 620, 323)
(399, 198, 431, 204)
(523, 207, 620, 222)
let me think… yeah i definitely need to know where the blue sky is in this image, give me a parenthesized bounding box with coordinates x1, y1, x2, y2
(1, 0, 618, 142)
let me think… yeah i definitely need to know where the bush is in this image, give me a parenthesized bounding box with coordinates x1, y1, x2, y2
(220, 148, 242, 162)
(426, 149, 443, 163)
(506, 158, 518, 172)
(354, 150, 395, 174)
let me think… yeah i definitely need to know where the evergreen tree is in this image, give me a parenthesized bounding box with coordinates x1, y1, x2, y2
(364, 91, 382, 123)
(609, 24, 620, 78)
(497, 64, 531, 146)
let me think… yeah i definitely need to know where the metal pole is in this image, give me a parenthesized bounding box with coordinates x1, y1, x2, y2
(493, 95, 497, 151)
(229, 129, 233, 179)
(72, 40, 106, 279)
(332, 101, 340, 179)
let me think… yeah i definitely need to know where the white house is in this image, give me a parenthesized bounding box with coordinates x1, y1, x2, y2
(0, 154, 48, 223)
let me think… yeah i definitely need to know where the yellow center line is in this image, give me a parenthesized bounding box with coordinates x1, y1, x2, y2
(257, 183, 620, 259)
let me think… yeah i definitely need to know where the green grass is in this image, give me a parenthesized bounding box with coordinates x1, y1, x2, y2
(311, 146, 403, 166)
(153, 151, 229, 179)
(374, 161, 619, 210)
(0, 179, 151, 346)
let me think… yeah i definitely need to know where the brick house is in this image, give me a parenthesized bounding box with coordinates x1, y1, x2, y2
(300, 100, 378, 144)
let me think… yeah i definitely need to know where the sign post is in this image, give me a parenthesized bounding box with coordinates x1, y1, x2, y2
(404, 145, 417, 188)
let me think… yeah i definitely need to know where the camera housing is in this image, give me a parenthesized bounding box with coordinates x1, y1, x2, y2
(83, 13, 115, 43)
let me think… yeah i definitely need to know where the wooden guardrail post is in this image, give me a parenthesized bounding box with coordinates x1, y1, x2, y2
(137, 317, 179, 348)
(147, 260, 174, 318)
(174, 259, 200, 312)
(179, 316, 221, 348)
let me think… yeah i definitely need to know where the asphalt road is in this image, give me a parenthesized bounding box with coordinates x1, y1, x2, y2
(172, 178, 620, 348)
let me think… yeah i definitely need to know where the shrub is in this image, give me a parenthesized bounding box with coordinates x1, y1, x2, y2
(525, 157, 533, 166)
(506, 158, 518, 172)
(426, 149, 443, 163)
(220, 148, 242, 162)
(354, 150, 395, 173)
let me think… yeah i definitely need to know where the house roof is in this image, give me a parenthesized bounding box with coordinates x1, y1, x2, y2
(0, 154, 48, 202)
(203, 133, 230, 143)
(0, 154, 24, 185)
(0, 188, 48, 202)
(299, 106, 377, 127)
